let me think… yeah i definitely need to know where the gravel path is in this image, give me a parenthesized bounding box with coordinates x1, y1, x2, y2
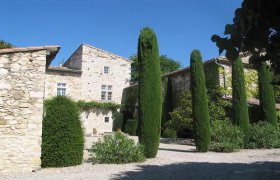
(1, 138, 280, 180)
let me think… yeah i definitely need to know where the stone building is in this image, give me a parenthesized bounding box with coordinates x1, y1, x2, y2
(44, 44, 131, 135)
(0, 44, 131, 173)
(121, 54, 260, 120)
(0, 46, 60, 173)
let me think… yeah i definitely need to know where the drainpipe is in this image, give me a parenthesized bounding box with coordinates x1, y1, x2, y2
(214, 58, 228, 97)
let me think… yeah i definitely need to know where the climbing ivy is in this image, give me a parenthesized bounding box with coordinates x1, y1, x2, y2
(225, 69, 258, 99)
(77, 100, 120, 111)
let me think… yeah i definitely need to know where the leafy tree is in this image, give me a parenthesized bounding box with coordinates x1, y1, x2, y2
(130, 54, 182, 84)
(190, 50, 211, 152)
(212, 0, 280, 82)
(137, 27, 162, 158)
(211, 0, 278, 129)
(0, 40, 14, 49)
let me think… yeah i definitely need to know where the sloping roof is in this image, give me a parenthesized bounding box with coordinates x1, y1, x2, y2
(82, 44, 132, 63)
(0, 46, 60, 66)
(46, 66, 82, 74)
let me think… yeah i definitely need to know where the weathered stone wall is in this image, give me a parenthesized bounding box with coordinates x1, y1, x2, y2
(0, 50, 47, 173)
(80, 110, 113, 135)
(80, 44, 131, 103)
(44, 70, 82, 101)
(61, 44, 131, 134)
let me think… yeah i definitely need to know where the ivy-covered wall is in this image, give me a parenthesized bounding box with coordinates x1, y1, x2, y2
(225, 67, 259, 99)
(121, 60, 221, 121)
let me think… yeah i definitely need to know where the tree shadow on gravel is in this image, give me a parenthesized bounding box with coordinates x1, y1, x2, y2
(159, 147, 197, 153)
(112, 161, 280, 180)
(160, 138, 195, 146)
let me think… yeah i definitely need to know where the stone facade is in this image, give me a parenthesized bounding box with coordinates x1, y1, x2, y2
(44, 44, 131, 135)
(0, 46, 60, 173)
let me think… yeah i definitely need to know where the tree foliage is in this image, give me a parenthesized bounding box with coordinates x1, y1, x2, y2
(211, 0, 280, 81)
(0, 40, 14, 49)
(130, 54, 182, 84)
(137, 27, 162, 158)
(190, 50, 211, 152)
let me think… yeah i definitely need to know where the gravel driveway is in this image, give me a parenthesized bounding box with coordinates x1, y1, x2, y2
(1, 138, 280, 180)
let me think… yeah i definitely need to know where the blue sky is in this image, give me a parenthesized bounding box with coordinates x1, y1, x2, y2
(1, 0, 242, 67)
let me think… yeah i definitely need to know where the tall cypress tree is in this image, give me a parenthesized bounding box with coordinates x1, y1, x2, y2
(137, 27, 162, 158)
(257, 61, 277, 126)
(190, 50, 211, 152)
(231, 56, 249, 141)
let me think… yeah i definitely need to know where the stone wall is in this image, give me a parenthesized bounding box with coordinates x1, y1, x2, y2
(80, 44, 131, 103)
(0, 50, 48, 173)
(44, 70, 82, 101)
(80, 109, 113, 135)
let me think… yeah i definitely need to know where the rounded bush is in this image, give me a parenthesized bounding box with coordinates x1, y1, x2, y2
(246, 121, 280, 149)
(41, 96, 84, 167)
(89, 132, 145, 164)
(162, 128, 177, 138)
(211, 120, 244, 152)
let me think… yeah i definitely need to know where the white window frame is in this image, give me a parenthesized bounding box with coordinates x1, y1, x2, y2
(101, 85, 113, 101)
(103, 66, 110, 74)
(57, 83, 67, 96)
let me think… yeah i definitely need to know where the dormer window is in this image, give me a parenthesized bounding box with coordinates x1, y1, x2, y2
(104, 66, 110, 74)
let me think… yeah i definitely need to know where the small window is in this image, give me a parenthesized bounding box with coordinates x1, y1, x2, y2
(57, 83, 66, 96)
(104, 66, 110, 74)
(108, 85, 112, 91)
(104, 117, 109, 123)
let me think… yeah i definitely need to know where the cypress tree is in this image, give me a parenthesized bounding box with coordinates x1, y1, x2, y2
(137, 27, 162, 158)
(257, 61, 277, 126)
(231, 56, 250, 140)
(162, 77, 173, 130)
(190, 50, 211, 152)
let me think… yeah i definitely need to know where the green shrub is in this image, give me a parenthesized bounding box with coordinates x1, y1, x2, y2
(211, 120, 244, 152)
(190, 50, 211, 152)
(137, 27, 162, 158)
(246, 121, 280, 149)
(125, 119, 138, 136)
(162, 128, 177, 139)
(42, 96, 84, 167)
(167, 91, 192, 135)
(89, 132, 145, 164)
(167, 90, 230, 138)
(112, 111, 123, 131)
(277, 111, 280, 129)
(162, 128, 177, 138)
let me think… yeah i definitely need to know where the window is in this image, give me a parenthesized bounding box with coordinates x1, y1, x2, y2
(100, 85, 113, 100)
(104, 117, 109, 123)
(104, 66, 110, 74)
(57, 83, 66, 96)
